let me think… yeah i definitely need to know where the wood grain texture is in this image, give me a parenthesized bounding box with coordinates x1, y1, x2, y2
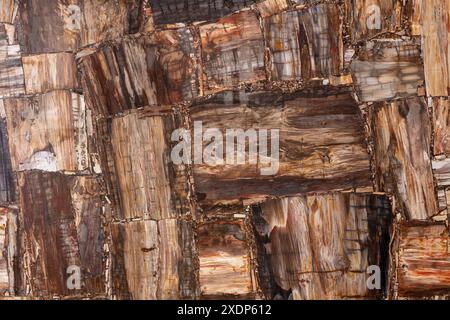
(18, 0, 81, 53)
(106, 109, 192, 220)
(80, 28, 199, 116)
(16, 171, 81, 297)
(199, 9, 266, 94)
(344, 0, 402, 42)
(350, 40, 424, 102)
(0, 0, 16, 23)
(22, 52, 78, 94)
(420, 0, 449, 96)
(191, 89, 372, 206)
(371, 97, 438, 220)
(432, 158, 450, 212)
(398, 223, 450, 296)
(80, 0, 143, 47)
(4, 90, 89, 172)
(149, 0, 257, 26)
(432, 98, 450, 156)
(254, 0, 290, 18)
(110, 219, 198, 300)
(252, 193, 392, 299)
(0, 207, 7, 294)
(198, 220, 255, 299)
(264, 4, 342, 81)
(67, 176, 106, 295)
(0, 207, 18, 297)
(0, 25, 24, 98)
(18, 0, 142, 54)
(0, 119, 14, 203)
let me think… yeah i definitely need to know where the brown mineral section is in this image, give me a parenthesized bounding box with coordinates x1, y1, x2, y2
(0, 0, 449, 301)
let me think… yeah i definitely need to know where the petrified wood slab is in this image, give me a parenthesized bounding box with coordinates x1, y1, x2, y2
(22, 52, 79, 94)
(16, 171, 81, 297)
(406, 0, 421, 36)
(80, 0, 143, 46)
(149, 0, 257, 26)
(0, 119, 14, 204)
(0, 207, 7, 295)
(350, 40, 424, 102)
(432, 98, 450, 156)
(420, 0, 449, 96)
(1, 207, 18, 297)
(264, 4, 342, 81)
(254, 0, 290, 18)
(198, 219, 255, 299)
(0, 25, 24, 98)
(67, 176, 106, 295)
(15, 171, 107, 297)
(80, 28, 199, 116)
(398, 223, 450, 296)
(18, 0, 142, 54)
(105, 108, 192, 220)
(343, 0, 402, 42)
(190, 89, 372, 206)
(251, 193, 392, 300)
(4, 90, 90, 172)
(0, 0, 16, 24)
(199, 9, 266, 94)
(432, 158, 450, 212)
(110, 219, 198, 300)
(370, 97, 438, 220)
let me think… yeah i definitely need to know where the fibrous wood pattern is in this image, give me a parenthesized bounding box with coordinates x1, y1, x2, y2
(420, 0, 449, 97)
(22, 53, 79, 94)
(100, 108, 192, 220)
(191, 89, 371, 205)
(252, 193, 392, 300)
(350, 40, 424, 102)
(397, 223, 450, 296)
(2, 0, 450, 302)
(80, 28, 199, 116)
(149, 0, 257, 26)
(370, 97, 437, 221)
(199, 10, 265, 94)
(264, 4, 342, 81)
(110, 219, 197, 300)
(14, 172, 107, 297)
(18, 0, 142, 53)
(0, 24, 24, 98)
(4, 90, 89, 172)
(198, 219, 255, 299)
(344, 0, 402, 43)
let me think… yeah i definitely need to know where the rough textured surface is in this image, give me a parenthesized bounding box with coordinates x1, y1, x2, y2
(22, 53, 79, 94)
(420, 0, 449, 97)
(370, 97, 437, 221)
(80, 29, 199, 116)
(3, 0, 450, 301)
(264, 4, 342, 81)
(344, 0, 402, 42)
(18, 0, 142, 53)
(199, 10, 266, 94)
(398, 223, 450, 296)
(4, 91, 89, 172)
(104, 108, 192, 220)
(110, 219, 198, 300)
(149, 0, 257, 26)
(252, 193, 392, 300)
(350, 40, 424, 102)
(191, 89, 372, 206)
(198, 220, 255, 299)
(0, 25, 24, 98)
